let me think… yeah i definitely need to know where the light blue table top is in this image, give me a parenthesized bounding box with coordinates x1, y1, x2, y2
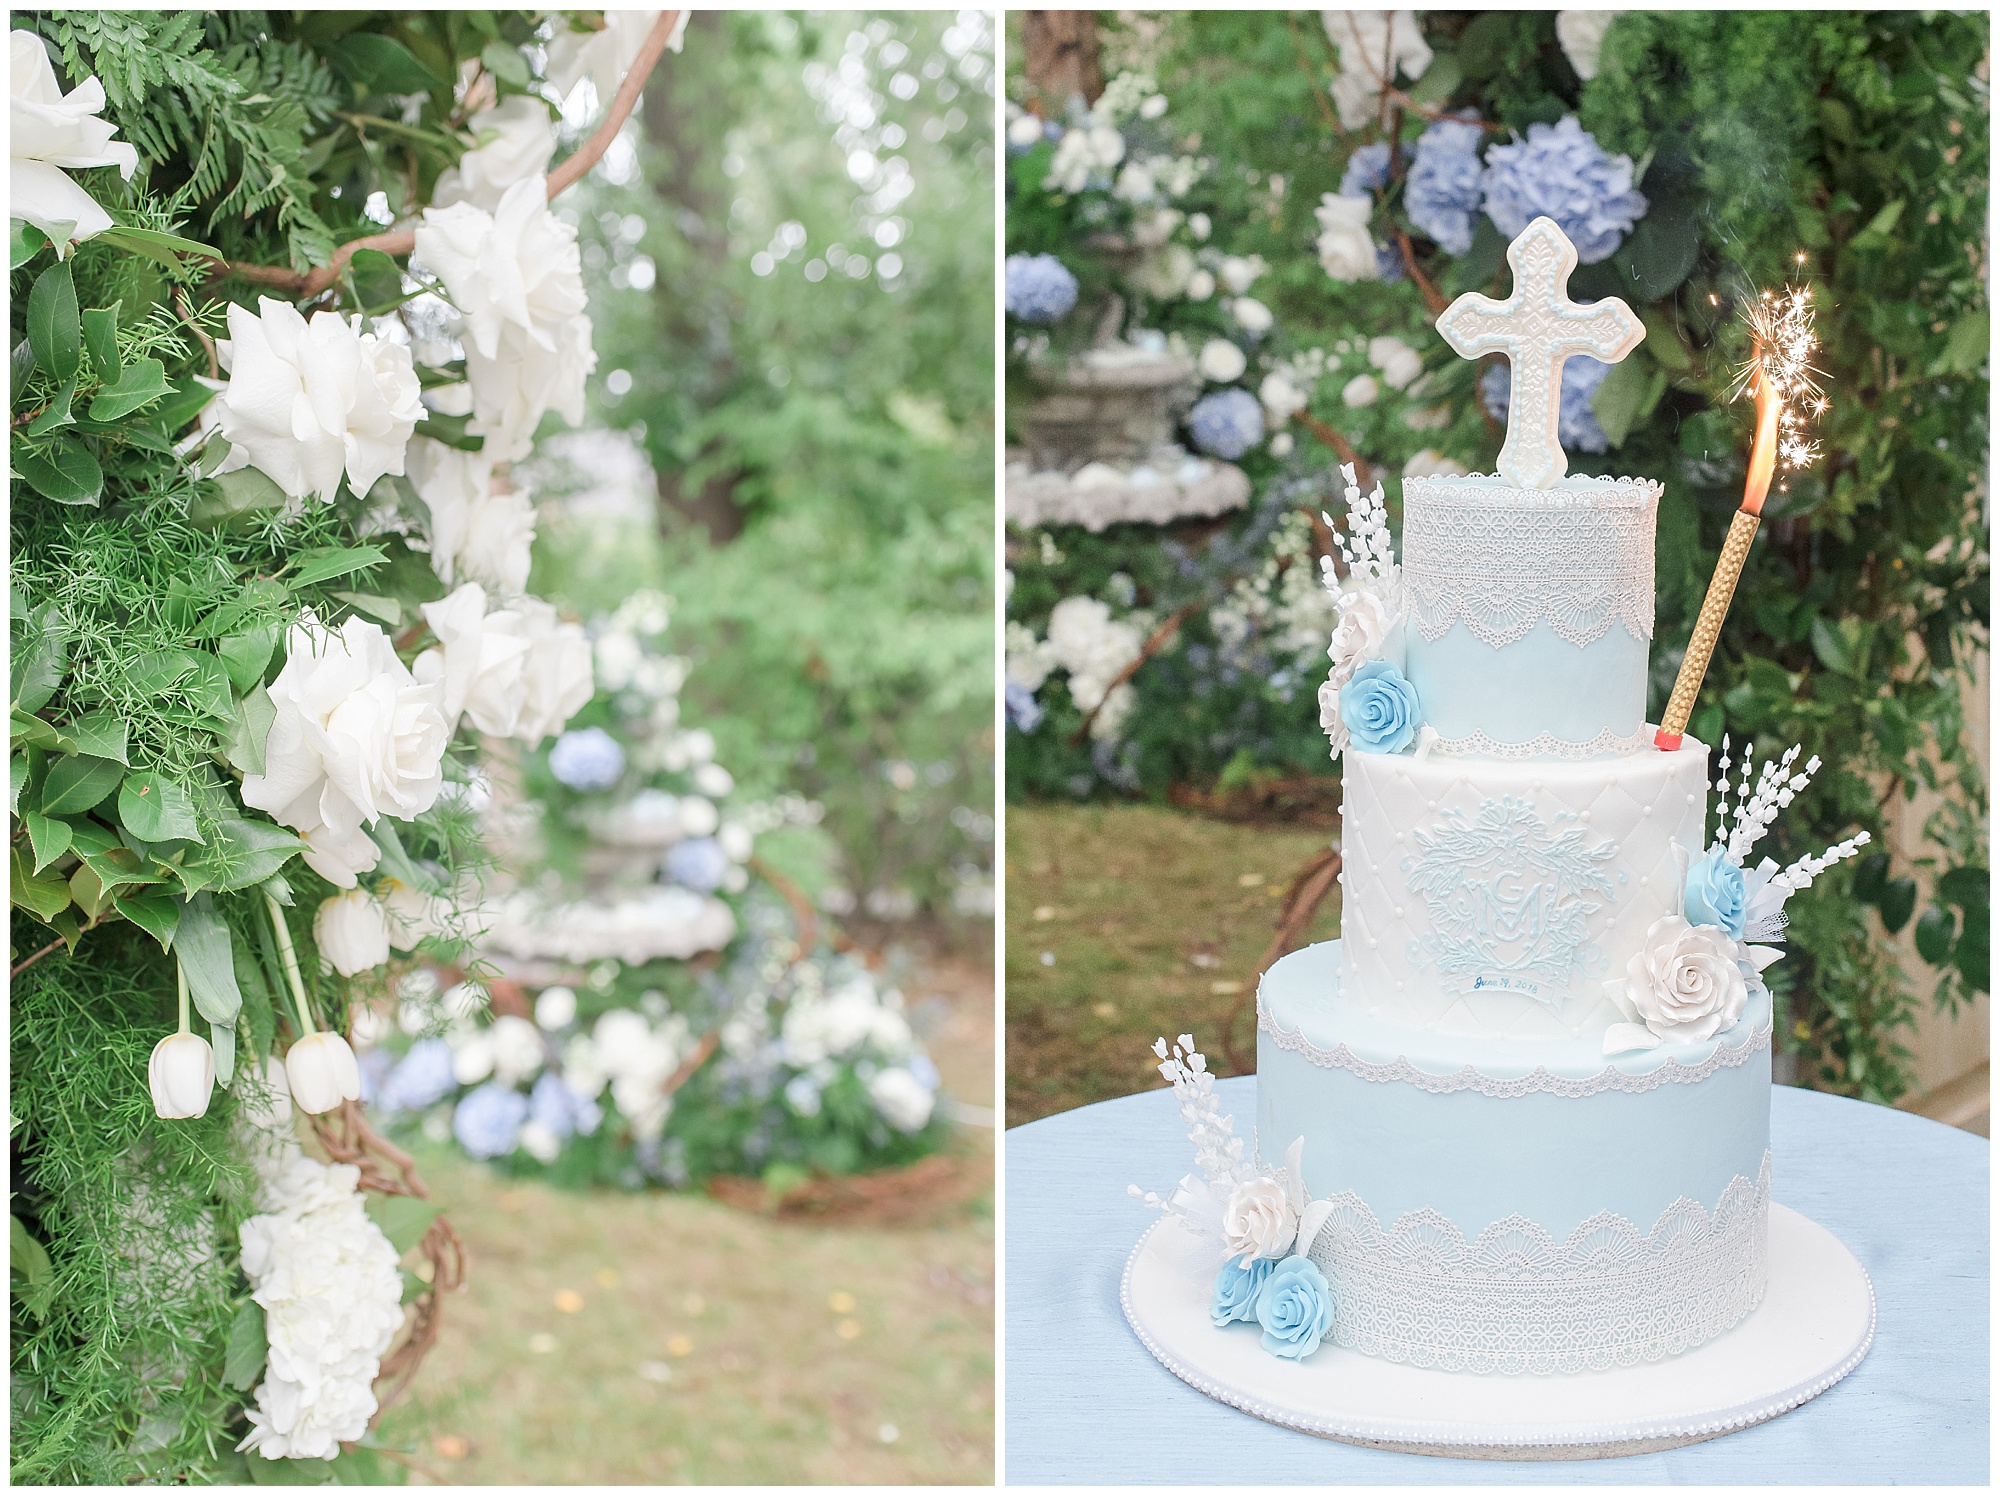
(1005, 1078, 1989, 1485)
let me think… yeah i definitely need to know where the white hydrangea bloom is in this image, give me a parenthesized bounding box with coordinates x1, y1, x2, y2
(236, 1155, 405, 1462)
(215, 299, 425, 504)
(9, 31, 139, 244)
(781, 976, 913, 1067)
(867, 1066, 936, 1132)
(1315, 193, 1380, 283)
(1044, 596, 1144, 719)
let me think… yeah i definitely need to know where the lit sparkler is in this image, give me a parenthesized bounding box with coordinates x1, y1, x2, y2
(1655, 277, 1828, 751)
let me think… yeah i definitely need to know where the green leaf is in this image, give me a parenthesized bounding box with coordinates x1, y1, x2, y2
(290, 545, 389, 587)
(93, 225, 224, 269)
(24, 810, 73, 873)
(10, 845, 72, 921)
(115, 889, 182, 952)
(128, 648, 198, 695)
(27, 260, 79, 382)
(81, 302, 121, 383)
(1936, 865, 1988, 910)
(1914, 903, 1956, 964)
(56, 711, 127, 765)
(144, 377, 218, 435)
(24, 374, 76, 435)
(192, 464, 290, 525)
(368, 1194, 442, 1255)
(1589, 355, 1664, 448)
(348, 248, 408, 314)
(410, 408, 483, 452)
(1810, 617, 1854, 676)
(368, 818, 437, 893)
(1850, 197, 1904, 248)
(10, 221, 49, 268)
(195, 814, 307, 892)
(334, 32, 449, 93)
(1611, 211, 1699, 300)
(11, 1215, 56, 1324)
(119, 772, 201, 843)
(1953, 904, 1987, 993)
(223, 1300, 268, 1392)
(211, 1020, 234, 1087)
(220, 636, 282, 700)
(1850, 851, 1890, 905)
(41, 754, 125, 815)
(223, 684, 277, 777)
(480, 38, 532, 86)
(86, 357, 169, 421)
(10, 752, 28, 814)
(12, 712, 59, 750)
(247, 1454, 335, 1485)
(11, 602, 70, 713)
(333, 591, 404, 627)
(176, 893, 243, 1026)
(183, 653, 236, 722)
(1638, 310, 1691, 372)
(1878, 875, 1918, 935)
(1941, 310, 1987, 375)
(13, 435, 103, 506)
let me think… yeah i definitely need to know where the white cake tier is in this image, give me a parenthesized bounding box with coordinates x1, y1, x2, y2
(1339, 736, 1710, 1039)
(1400, 473, 1663, 759)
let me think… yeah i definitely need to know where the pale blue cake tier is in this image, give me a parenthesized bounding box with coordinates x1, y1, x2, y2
(1255, 940, 1771, 1241)
(1406, 619, 1648, 754)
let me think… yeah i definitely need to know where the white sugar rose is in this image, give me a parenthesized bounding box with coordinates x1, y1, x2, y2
(434, 95, 556, 210)
(10, 31, 139, 244)
(1327, 588, 1394, 682)
(1315, 192, 1380, 282)
(241, 616, 449, 887)
(1222, 1174, 1298, 1266)
(216, 298, 425, 503)
(1317, 675, 1349, 757)
(314, 889, 391, 977)
(1624, 914, 1749, 1043)
(1197, 338, 1247, 383)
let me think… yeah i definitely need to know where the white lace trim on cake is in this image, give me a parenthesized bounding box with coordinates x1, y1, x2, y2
(1401, 476, 1661, 649)
(1424, 722, 1654, 760)
(1303, 1153, 1771, 1375)
(1259, 999, 1772, 1098)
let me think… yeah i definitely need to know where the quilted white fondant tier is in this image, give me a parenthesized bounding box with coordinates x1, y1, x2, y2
(1339, 737, 1710, 1039)
(1401, 473, 1663, 758)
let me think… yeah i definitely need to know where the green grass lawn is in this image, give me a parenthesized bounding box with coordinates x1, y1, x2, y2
(1004, 804, 1343, 1126)
(374, 958, 994, 1484)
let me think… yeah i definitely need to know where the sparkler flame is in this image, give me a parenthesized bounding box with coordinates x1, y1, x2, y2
(1733, 282, 1826, 514)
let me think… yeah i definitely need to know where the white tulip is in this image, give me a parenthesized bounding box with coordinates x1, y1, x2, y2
(1197, 339, 1247, 383)
(1230, 296, 1273, 334)
(149, 1031, 215, 1119)
(214, 299, 425, 504)
(314, 890, 392, 977)
(9, 32, 138, 245)
(1315, 192, 1381, 283)
(241, 615, 450, 887)
(285, 1031, 362, 1115)
(434, 96, 556, 211)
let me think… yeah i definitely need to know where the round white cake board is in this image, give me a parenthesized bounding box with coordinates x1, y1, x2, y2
(1121, 1204, 1875, 1461)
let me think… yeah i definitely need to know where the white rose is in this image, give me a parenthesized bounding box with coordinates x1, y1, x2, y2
(11, 31, 139, 244)
(1315, 192, 1380, 283)
(1624, 915, 1750, 1043)
(415, 582, 527, 736)
(1222, 1175, 1299, 1265)
(1259, 370, 1307, 422)
(1185, 267, 1216, 302)
(1323, 11, 1433, 128)
(215, 299, 424, 504)
(1218, 254, 1263, 294)
(1231, 296, 1274, 334)
(489, 1014, 546, 1087)
(1403, 449, 1470, 479)
(1197, 338, 1247, 383)
(677, 794, 719, 837)
(314, 890, 391, 977)
(434, 96, 556, 210)
(545, 10, 679, 110)
(1368, 335, 1424, 390)
(1556, 11, 1618, 82)
(382, 879, 449, 951)
(456, 482, 538, 596)
(1341, 373, 1379, 408)
(867, 1066, 936, 1132)
(405, 438, 491, 589)
(241, 616, 450, 887)
(594, 630, 643, 691)
(462, 309, 595, 462)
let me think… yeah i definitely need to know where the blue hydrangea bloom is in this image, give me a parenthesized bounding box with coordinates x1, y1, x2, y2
(1212, 1256, 1277, 1327)
(1375, 240, 1406, 283)
(1005, 253, 1079, 323)
(381, 1038, 458, 1112)
(1481, 116, 1647, 265)
(1684, 852, 1749, 939)
(1480, 355, 1613, 453)
(1338, 141, 1391, 198)
(1340, 659, 1423, 755)
(453, 1083, 528, 1159)
(1187, 388, 1265, 461)
(910, 1054, 941, 1092)
(1405, 116, 1487, 256)
(1006, 680, 1043, 733)
(548, 726, 626, 790)
(528, 1070, 589, 1140)
(1254, 1254, 1335, 1359)
(663, 835, 730, 892)
(356, 1045, 394, 1107)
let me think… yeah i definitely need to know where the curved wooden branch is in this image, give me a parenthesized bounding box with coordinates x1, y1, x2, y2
(217, 11, 682, 300)
(1293, 412, 1374, 492)
(1221, 844, 1342, 1074)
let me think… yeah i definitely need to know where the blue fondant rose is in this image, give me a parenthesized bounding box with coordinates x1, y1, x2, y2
(1684, 851, 1748, 939)
(1211, 1255, 1276, 1327)
(1254, 1254, 1335, 1360)
(1339, 660, 1422, 755)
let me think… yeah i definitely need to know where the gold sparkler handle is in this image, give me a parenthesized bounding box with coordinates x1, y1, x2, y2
(1655, 509, 1762, 750)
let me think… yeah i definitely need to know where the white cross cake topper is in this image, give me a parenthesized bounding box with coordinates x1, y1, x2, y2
(1436, 216, 1645, 490)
